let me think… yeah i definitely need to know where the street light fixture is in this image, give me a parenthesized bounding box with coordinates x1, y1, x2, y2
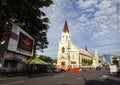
(0, 40, 6, 45)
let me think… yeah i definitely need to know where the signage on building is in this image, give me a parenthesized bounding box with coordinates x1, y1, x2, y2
(10, 31, 18, 40)
(17, 32, 33, 55)
(7, 24, 34, 56)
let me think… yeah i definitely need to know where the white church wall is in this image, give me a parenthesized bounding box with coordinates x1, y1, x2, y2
(57, 20, 99, 69)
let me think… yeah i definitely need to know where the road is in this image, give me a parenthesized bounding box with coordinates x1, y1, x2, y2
(0, 69, 120, 85)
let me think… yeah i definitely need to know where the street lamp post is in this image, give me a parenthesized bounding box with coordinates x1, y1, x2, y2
(0, 22, 12, 69)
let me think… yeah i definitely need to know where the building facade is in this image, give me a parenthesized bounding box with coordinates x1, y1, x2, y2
(57, 20, 99, 69)
(0, 23, 34, 72)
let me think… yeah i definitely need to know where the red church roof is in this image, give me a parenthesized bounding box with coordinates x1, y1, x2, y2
(63, 20, 69, 33)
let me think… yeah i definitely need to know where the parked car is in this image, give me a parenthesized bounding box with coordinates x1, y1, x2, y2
(96, 66, 101, 70)
(54, 68, 61, 73)
(105, 66, 110, 70)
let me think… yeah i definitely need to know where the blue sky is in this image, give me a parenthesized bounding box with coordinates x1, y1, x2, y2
(37, 0, 120, 59)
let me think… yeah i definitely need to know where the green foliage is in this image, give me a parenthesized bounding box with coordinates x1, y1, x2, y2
(112, 57, 119, 67)
(87, 59, 93, 65)
(0, 0, 53, 52)
(39, 55, 53, 63)
(82, 58, 93, 66)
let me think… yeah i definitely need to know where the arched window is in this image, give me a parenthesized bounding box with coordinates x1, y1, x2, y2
(62, 47, 65, 53)
(61, 56, 65, 60)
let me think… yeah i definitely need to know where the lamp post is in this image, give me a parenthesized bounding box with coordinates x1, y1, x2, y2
(0, 22, 12, 70)
(0, 30, 11, 46)
(0, 33, 6, 45)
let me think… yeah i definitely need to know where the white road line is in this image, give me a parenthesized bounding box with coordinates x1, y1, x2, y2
(76, 77, 83, 80)
(0, 81, 25, 85)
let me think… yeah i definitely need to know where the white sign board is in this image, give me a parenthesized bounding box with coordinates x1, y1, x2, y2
(109, 65, 117, 73)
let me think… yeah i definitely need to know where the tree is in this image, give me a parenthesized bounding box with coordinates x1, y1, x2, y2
(39, 55, 53, 63)
(87, 59, 93, 66)
(82, 58, 87, 66)
(0, 0, 53, 53)
(112, 57, 119, 67)
(82, 58, 93, 66)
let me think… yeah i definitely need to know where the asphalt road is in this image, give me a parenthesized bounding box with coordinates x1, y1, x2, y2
(0, 69, 120, 85)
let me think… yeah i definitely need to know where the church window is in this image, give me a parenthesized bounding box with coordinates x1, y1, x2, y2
(71, 61, 76, 64)
(61, 56, 65, 60)
(62, 47, 65, 53)
(66, 36, 68, 40)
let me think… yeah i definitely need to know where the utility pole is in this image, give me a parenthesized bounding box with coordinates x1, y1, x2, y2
(67, 40, 71, 69)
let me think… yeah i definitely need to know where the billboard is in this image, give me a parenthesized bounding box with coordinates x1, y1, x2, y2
(17, 32, 33, 55)
(7, 24, 34, 56)
(109, 65, 117, 73)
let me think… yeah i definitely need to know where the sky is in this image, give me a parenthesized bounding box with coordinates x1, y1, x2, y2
(36, 0, 120, 59)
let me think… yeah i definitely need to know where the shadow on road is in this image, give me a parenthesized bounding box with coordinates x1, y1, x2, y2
(0, 72, 55, 78)
(85, 79, 120, 85)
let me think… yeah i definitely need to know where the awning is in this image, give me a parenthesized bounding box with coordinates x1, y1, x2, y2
(47, 62, 55, 68)
(26, 57, 47, 64)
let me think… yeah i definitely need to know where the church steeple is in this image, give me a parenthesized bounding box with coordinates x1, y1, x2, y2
(61, 20, 71, 42)
(63, 20, 69, 33)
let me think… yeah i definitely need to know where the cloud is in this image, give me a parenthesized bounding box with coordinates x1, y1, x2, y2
(85, 8, 95, 12)
(78, 14, 89, 22)
(77, 0, 98, 9)
(95, 5, 116, 16)
(39, 0, 119, 58)
(74, 0, 119, 54)
(97, 0, 112, 9)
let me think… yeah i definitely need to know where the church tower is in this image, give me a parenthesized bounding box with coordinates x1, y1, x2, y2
(57, 20, 71, 69)
(61, 20, 70, 41)
(57, 20, 99, 70)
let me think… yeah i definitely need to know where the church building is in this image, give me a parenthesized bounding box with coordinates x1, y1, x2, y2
(57, 20, 99, 70)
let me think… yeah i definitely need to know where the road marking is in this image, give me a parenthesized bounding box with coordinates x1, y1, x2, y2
(76, 77, 83, 79)
(100, 75, 109, 79)
(0, 80, 25, 85)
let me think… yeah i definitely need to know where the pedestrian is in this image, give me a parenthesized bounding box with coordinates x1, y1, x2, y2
(48, 68, 54, 76)
(83, 68, 86, 72)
